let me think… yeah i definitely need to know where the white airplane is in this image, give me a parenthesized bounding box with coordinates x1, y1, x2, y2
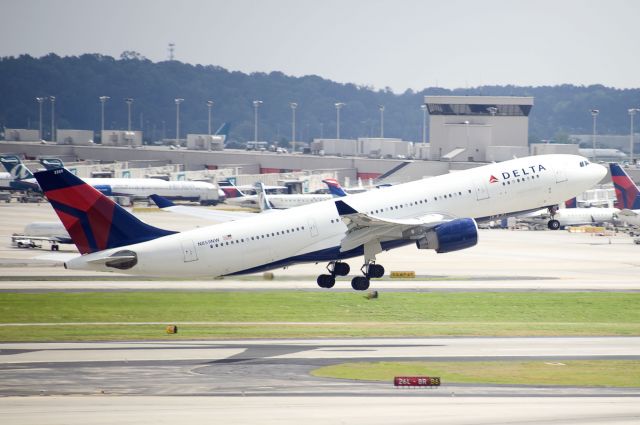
(0, 155, 223, 205)
(519, 206, 619, 230)
(220, 179, 344, 209)
(610, 162, 640, 227)
(34, 154, 606, 291)
(11, 222, 71, 250)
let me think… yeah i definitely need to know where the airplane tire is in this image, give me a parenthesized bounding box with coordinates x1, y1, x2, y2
(368, 264, 385, 278)
(351, 276, 370, 291)
(547, 219, 561, 230)
(317, 274, 335, 289)
(333, 262, 350, 276)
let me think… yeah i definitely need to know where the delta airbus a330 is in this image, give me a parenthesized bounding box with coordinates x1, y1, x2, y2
(34, 154, 605, 291)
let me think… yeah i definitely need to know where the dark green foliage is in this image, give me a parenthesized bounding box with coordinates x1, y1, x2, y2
(1, 53, 638, 144)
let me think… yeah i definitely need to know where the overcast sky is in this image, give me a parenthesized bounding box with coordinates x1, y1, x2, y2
(2, 0, 638, 92)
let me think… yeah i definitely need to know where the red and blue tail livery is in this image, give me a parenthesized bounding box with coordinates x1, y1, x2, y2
(322, 178, 347, 197)
(34, 168, 175, 254)
(609, 163, 640, 209)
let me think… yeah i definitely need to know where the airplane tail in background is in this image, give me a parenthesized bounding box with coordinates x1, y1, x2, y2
(0, 155, 35, 180)
(609, 163, 640, 209)
(322, 178, 347, 197)
(34, 169, 176, 254)
(218, 179, 245, 198)
(564, 197, 577, 208)
(254, 182, 273, 211)
(39, 157, 65, 170)
(214, 122, 231, 138)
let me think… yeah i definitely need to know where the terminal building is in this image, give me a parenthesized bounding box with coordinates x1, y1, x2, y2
(425, 95, 533, 162)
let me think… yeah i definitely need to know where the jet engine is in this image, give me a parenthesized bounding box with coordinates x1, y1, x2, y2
(415, 218, 478, 253)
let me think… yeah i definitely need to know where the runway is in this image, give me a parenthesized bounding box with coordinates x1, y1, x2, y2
(1, 338, 640, 424)
(2, 337, 639, 397)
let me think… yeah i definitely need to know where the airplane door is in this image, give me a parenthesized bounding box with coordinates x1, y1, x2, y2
(555, 167, 567, 183)
(308, 218, 319, 237)
(181, 240, 199, 262)
(475, 182, 490, 200)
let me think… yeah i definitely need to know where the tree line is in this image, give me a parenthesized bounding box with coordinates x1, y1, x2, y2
(0, 53, 638, 147)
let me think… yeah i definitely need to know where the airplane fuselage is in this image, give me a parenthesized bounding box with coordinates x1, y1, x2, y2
(66, 155, 605, 277)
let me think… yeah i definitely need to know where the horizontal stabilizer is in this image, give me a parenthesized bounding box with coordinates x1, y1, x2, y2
(335, 200, 359, 215)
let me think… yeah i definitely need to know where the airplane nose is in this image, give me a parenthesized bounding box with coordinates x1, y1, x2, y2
(592, 163, 607, 183)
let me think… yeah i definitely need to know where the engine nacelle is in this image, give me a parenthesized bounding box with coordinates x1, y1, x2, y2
(416, 218, 478, 253)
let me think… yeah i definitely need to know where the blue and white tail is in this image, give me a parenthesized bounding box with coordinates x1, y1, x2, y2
(254, 182, 273, 211)
(610, 163, 640, 209)
(34, 168, 175, 254)
(0, 155, 41, 191)
(0, 155, 35, 180)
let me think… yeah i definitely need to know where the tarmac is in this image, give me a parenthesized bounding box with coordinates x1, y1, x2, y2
(1, 202, 640, 424)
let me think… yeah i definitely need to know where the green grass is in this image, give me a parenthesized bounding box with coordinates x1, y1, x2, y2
(1, 291, 639, 341)
(311, 360, 640, 388)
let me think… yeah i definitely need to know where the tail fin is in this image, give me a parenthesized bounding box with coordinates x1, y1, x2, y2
(254, 182, 273, 211)
(609, 163, 640, 209)
(564, 197, 577, 209)
(39, 157, 65, 170)
(0, 155, 35, 180)
(214, 122, 230, 138)
(34, 169, 176, 254)
(218, 179, 245, 198)
(322, 178, 347, 197)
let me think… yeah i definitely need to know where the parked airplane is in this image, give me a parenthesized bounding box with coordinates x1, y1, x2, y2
(34, 154, 605, 290)
(0, 155, 224, 205)
(609, 162, 640, 227)
(519, 205, 619, 230)
(11, 222, 71, 250)
(220, 179, 345, 209)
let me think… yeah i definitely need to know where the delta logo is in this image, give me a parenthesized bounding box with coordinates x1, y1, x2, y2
(501, 164, 547, 180)
(489, 175, 499, 183)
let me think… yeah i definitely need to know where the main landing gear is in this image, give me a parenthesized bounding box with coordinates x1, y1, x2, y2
(316, 261, 350, 289)
(547, 205, 561, 230)
(350, 262, 385, 291)
(317, 241, 387, 291)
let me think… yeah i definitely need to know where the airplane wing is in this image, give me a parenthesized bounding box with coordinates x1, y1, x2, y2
(149, 194, 256, 222)
(334, 200, 452, 252)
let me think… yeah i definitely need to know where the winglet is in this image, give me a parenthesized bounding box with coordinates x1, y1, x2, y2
(335, 200, 359, 215)
(149, 194, 175, 209)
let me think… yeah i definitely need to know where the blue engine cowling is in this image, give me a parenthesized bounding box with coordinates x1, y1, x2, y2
(416, 218, 478, 253)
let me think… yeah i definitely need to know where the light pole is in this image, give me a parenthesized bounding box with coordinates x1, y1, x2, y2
(175, 98, 184, 145)
(629, 108, 640, 165)
(36, 97, 45, 141)
(49, 96, 56, 142)
(420, 104, 427, 145)
(99, 96, 110, 137)
(253, 100, 263, 142)
(207, 100, 214, 135)
(290, 102, 297, 152)
(378, 104, 385, 138)
(591, 109, 599, 161)
(335, 102, 345, 139)
(125, 98, 133, 131)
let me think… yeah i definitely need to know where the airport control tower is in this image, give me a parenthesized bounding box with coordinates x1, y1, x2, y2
(425, 95, 534, 162)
